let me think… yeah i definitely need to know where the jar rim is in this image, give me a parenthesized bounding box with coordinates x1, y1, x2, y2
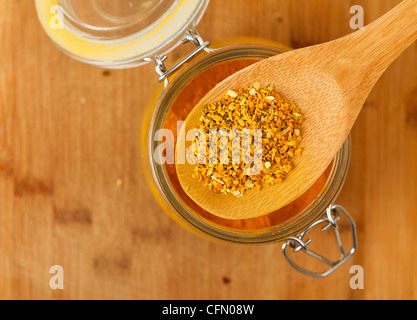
(148, 43, 351, 244)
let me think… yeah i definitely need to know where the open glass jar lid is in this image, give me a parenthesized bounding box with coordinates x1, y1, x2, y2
(35, 0, 209, 68)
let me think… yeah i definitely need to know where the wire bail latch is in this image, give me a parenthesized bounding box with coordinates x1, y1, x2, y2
(282, 205, 358, 278)
(145, 30, 214, 87)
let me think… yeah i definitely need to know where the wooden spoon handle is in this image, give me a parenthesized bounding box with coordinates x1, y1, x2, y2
(343, 0, 417, 72)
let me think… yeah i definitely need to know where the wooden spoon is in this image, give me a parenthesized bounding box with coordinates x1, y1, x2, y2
(176, 0, 417, 220)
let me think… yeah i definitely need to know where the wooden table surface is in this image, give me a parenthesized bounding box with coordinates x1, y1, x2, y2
(1, 0, 416, 300)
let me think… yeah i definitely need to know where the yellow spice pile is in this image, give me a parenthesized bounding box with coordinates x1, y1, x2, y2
(192, 83, 303, 198)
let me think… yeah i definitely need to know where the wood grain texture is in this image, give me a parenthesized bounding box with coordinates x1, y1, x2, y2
(177, 0, 417, 220)
(0, 0, 416, 300)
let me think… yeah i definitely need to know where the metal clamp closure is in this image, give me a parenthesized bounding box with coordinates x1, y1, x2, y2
(282, 205, 357, 278)
(145, 30, 214, 87)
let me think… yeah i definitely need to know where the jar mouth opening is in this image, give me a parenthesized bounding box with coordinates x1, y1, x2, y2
(148, 44, 351, 244)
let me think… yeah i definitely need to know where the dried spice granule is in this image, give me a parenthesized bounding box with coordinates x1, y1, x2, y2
(191, 83, 303, 197)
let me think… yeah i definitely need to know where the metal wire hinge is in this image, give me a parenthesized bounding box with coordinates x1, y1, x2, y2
(282, 205, 358, 278)
(145, 30, 214, 87)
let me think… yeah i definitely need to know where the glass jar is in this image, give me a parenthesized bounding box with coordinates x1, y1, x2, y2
(36, 0, 357, 277)
(144, 40, 357, 278)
